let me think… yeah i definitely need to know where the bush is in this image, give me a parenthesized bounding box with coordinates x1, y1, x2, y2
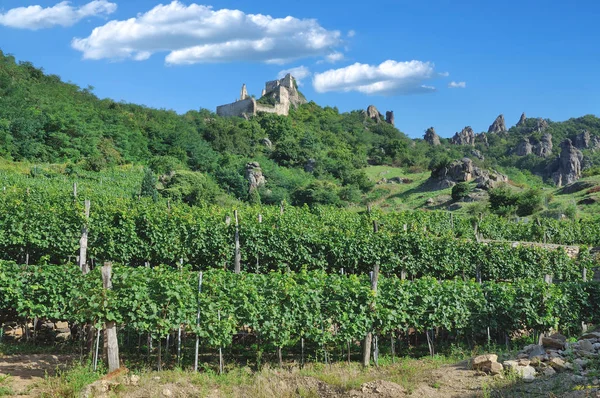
(292, 181, 340, 206)
(161, 170, 222, 205)
(451, 182, 472, 201)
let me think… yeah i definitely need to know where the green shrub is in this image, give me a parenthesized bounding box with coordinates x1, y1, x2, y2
(451, 182, 472, 201)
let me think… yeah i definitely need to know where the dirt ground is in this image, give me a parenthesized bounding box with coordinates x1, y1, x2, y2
(1, 354, 600, 397)
(0, 354, 72, 396)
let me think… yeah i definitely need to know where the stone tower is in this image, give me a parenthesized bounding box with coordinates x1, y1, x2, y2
(240, 84, 248, 100)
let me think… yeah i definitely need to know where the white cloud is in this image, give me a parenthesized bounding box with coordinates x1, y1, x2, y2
(325, 51, 344, 63)
(439, 71, 450, 77)
(0, 1, 116, 30)
(72, 1, 342, 64)
(278, 66, 311, 86)
(448, 81, 466, 88)
(347, 30, 355, 38)
(313, 60, 438, 95)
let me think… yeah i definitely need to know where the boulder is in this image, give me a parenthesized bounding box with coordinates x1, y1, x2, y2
(424, 127, 441, 146)
(516, 112, 527, 127)
(552, 139, 583, 187)
(542, 333, 567, 350)
(579, 339, 595, 353)
(260, 137, 273, 149)
(543, 367, 557, 376)
(472, 354, 502, 374)
(558, 181, 594, 194)
(520, 365, 537, 382)
(365, 105, 383, 123)
(245, 162, 266, 192)
(488, 114, 507, 134)
(451, 126, 476, 146)
(580, 332, 600, 340)
(549, 357, 568, 371)
(385, 111, 395, 126)
(515, 137, 533, 156)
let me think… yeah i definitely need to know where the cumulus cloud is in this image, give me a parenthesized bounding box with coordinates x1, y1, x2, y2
(313, 60, 438, 95)
(347, 30, 356, 38)
(448, 81, 466, 88)
(325, 51, 344, 63)
(0, 1, 116, 30)
(278, 66, 310, 86)
(71, 1, 342, 64)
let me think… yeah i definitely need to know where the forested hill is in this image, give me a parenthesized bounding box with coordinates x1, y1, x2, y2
(1, 49, 600, 209)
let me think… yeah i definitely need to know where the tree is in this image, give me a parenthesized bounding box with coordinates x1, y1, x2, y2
(452, 182, 472, 201)
(140, 168, 158, 202)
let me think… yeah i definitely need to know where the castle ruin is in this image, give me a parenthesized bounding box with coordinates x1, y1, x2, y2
(216, 74, 306, 118)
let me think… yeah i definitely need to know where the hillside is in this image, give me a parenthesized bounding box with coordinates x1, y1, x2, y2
(1, 49, 600, 217)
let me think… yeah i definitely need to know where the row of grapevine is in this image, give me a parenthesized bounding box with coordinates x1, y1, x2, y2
(0, 192, 592, 280)
(2, 262, 599, 352)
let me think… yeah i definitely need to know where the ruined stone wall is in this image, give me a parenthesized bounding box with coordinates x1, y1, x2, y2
(256, 102, 289, 116)
(216, 98, 256, 118)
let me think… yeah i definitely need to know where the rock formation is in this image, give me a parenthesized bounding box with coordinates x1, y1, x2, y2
(260, 137, 273, 149)
(515, 137, 533, 156)
(516, 112, 527, 127)
(488, 114, 507, 134)
(430, 157, 507, 190)
(385, 111, 395, 126)
(245, 162, 266, 192)
(536, 118, 549, 132)
(534, 133, 553, 157)
(552, 139, 583, 187)
(475, 132, 489, 147)
(574, 130, 591, 149)
(471, 149, 484, 160)
(365, 105, 383, 123)
(424, 127, 441, 146)
(451, 126, 476, 146)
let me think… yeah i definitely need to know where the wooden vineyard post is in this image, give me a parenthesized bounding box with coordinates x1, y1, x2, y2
(194, 271, 203, 372)
(73, 182, 77, 198)
(79, 200, 91, 274)
(102, 262, 120, 372)
(234, 210, 241, 274)
(218, 310, 224, 374)
(362, 220, 380, 367)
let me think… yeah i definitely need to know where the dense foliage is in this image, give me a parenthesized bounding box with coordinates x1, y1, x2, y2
(0, 188, 596, 280)
(1, 264, 599, 352)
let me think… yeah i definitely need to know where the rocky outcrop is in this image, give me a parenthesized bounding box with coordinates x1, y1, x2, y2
(572, 129, 600, 151)
(534, 133, 553, 157)
(424, 127, 441, 146)
(472, 354, 503, 375)
(451, 126, 476, 146)
(475, 132, 489, 147)
(385, 111, 395, 126)
(430, 157, 507, 190)
(471, 149, 484, 160)
(536, 118, 549, 132)
(365, 105, 383, 123)
(574, 130, 591, 149)
(488, 114, 507, 134)
(260, 137, 273, 149)
(515, 137, 533, 156)
(552, 139, 583, 187)
(245, 162, 266, 192)
(517, 112, 527, 127)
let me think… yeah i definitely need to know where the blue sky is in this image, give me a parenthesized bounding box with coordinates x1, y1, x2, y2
(0, 0, 599, 138)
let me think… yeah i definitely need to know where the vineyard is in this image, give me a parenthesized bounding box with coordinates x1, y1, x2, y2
(1, 183, 599, 375)
(2, 263, 600, 368)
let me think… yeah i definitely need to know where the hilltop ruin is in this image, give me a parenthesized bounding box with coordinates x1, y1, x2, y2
(216, 74, 307, 118)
